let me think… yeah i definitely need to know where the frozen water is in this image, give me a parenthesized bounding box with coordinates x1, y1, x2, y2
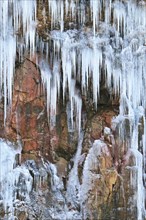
(0, 0, 36, 123)
(0, 139, 32, 219)
(0, 0, 146, 219)
(66, 132, 83, 206)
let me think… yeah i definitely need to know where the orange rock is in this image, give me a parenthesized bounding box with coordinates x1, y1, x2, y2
(23, 140, 38, 152)
(102, 110, 116, 127)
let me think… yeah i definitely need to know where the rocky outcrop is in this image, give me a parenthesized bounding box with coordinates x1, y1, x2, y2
(0, 54, 144, 219)
(1, 57, 79, 163)
(4, 58, 51, 161)
(80, 126, 142, 220)
(0, 0, 145, 219)
(1, 54, 141, 219)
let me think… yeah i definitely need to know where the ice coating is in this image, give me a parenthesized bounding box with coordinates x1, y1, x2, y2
(66, 132, 83, 206)
(0, 0, 146, 219)
(1, 0, 146, 131)
(29, 2, 146, 217)
(0, 140, 32, 218)
(81, 140, 110, 202)
(112, 103, 146, 219)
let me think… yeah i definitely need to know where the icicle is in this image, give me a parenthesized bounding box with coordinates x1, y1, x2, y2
(39, 58, 61, 127)
(0, 1, 16, 123)
(39, 59, 51, 120)
(0, 0, 146, 218)
(113, 1, 126, 35)
(92, 45, 102, 108)
(90, 0, 100, 35)
(48, 0, 87, 31)
(0, 0, 36, 123)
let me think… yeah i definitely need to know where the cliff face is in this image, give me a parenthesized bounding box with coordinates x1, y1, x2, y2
(0, 55, 143, 220)
(0, 0, 146, 220)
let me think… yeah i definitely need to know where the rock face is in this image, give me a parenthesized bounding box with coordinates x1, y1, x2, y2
(0, 57, 133, 220)
(3, 57, 78, 163)
(0, 0, 146, 220)
(0, 54, 120, 219)
(4, 58, 52, 161)
(81, 127, 141, 220)
(0, 54, 144, 220)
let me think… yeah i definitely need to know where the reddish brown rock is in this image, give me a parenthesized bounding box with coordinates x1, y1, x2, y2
(102, 110, 117, 127)
(4, 57, 52, 161)
(2, 57, 78, 163)
(23, 140, 38, 152)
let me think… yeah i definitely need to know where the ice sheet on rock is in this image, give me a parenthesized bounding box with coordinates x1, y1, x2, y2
(66, 132, 83, 207)
(131, 149, 145, 220)
(0, 139, 32, 218)
(112, 106, 145, 219)
(41, 158, 64, 192)
(81, 140, 111, 216)
(1, 0, 146, 218)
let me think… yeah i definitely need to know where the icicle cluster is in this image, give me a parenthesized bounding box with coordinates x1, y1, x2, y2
(41, 0, 146, 218)
(0, 0, 146, 219)
(35, 0, 146, 134)
(0, 0, 36, 122)
(0, 0, 146, 132)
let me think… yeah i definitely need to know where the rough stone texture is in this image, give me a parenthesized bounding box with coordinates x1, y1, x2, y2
(0, 1, 145, 219)
(0, 56, 138, 220)
(4, 58, 52, 161)
(1, 57, 79, 164)
(0, 54, 144, 220)
(0, 31, 145, 220)
(82, 107, 118, 155)
(81, 131, 139, 220)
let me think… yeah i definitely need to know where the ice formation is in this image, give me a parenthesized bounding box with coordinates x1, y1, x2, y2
(0, 139, 32, 219)
(67, 132, 84, 205)
(0, 0, 146, 219)
(0, 0, 36, 122)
